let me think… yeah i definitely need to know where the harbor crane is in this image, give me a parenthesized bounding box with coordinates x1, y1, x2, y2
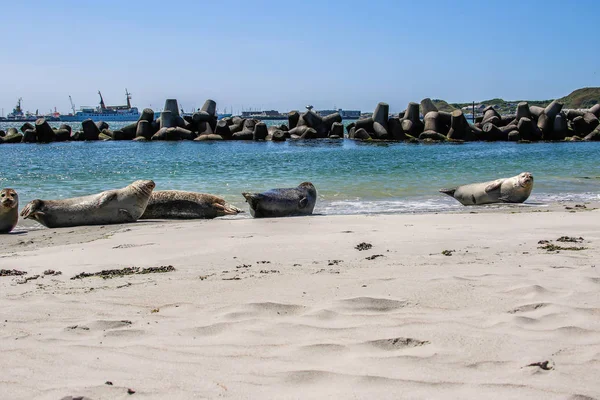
(68, 96, 76, 115)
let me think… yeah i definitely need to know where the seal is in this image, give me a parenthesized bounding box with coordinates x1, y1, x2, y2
(242, 182, 317, 218)
(20, 180, 155, 228)
(0, 188, 19, 233)
(140, 190, 242, 219)
(440, 172, 533, 206)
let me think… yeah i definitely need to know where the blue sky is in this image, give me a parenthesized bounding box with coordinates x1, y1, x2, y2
(1, 0, 599, 115)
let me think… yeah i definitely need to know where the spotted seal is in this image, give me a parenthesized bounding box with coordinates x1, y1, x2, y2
(242, 182, 317, 218)
(20, 180, 155, 228)
(440, 172, 533, 205)
(0, 188, 19, 233)
(140, 190, 242, 219)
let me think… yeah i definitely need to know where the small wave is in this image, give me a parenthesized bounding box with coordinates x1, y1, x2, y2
(530, 192, 600, 203)
(317, 198, 461, 215)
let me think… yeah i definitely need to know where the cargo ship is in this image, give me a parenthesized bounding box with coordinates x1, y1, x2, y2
(60, 90, 140, 122)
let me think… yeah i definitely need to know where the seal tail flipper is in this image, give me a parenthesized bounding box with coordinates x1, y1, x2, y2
(20, 203, 34, 219)
(214, 202, 244, 215)
(439, 188, 456, 197)
(242, 193, 259, 210)
(20, 201, 44, 219)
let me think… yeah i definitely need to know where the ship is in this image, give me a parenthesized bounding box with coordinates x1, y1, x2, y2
(60, 89, 140, 122)
(0, 98, 60, 122)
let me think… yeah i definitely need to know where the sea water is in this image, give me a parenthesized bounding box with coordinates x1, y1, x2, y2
(1, 121, 600, 219)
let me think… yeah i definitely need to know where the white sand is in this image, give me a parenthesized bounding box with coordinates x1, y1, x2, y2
(1, 206, 600, 399)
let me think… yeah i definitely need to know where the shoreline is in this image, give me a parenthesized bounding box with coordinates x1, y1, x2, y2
(5, 201, 600, 248)
(1, 206, 600, 399)
(6, 199, 599, 250)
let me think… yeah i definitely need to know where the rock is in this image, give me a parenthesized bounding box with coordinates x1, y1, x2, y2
(20, 122, 34, 133)
(139, 108, 155, 122)
(194, 134, 223, 141)
(516, 102, 531, 120)
(329, 121, 344, 138)
(53, 128, 71, 142)
(544, 100, 563, 119)
(81, 119, 100, 141)
(136, 120, 153, 140)
(201, 99, 217, 116)
(288, 111, 300, 130)
(420, 98, 438, 116)
(35, 118, 57, 142)
(22, 129, 37, 143)
(253, 122, 268, 140)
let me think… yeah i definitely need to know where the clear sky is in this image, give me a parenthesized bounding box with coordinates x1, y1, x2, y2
(1, 0, 599, 115)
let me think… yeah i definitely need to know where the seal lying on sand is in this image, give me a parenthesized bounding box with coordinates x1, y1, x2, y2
(140, 190, 242, 219)
(20, 180, 155, 228)
(440, 172, 534, 205)
(242, 182, 317, 218)
(0, 188, 19, 233)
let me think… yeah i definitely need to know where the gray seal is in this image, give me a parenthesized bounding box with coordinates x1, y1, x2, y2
(20, 180, 155, 228)
(242, 182, 317, 218)
(141, 190, 243, 219)
(440, 172, 533, 205)
(0, 188, 19, 233)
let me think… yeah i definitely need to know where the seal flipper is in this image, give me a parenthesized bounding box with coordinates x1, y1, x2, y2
(484, 180, 503, 193)
(118, 209, 135, 221)
(439, 188, 456, 197)
(298, 197, 308, 209)
(97, 192, 118, 207)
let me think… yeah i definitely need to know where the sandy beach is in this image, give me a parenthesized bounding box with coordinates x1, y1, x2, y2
(1, 204, 600, 400)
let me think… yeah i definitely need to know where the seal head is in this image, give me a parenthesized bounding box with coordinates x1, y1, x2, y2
(130, 180, 156, 199)
(0, 188, 19, 233)
(500, 171, 533, 202)
(1, 188, 18, 209)
(517, 172, 533, 189)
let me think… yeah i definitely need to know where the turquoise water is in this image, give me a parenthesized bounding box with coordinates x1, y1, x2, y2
(2, 131, 600, 223)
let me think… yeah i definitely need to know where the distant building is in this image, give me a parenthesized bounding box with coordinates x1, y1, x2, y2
(462, 104, 486, 112)
(316, 108, 361, 119)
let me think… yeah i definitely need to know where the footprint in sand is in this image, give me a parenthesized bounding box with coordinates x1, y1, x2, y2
(503, 285, 553, 299)
(188, 321, 236, 336)
(67, 320, 133, 332)
(365, 337, 429, 350)
(507, 303, 549, 314)
(224, 302, 307, 320)
(336, 297, 408, 313)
